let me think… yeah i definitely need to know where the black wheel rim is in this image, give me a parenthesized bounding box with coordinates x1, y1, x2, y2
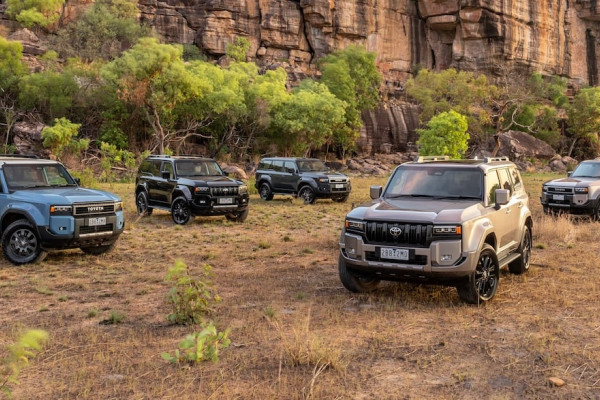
(9, 228, 38, 260)
(172, 200, 189, 224)
(300, 188, 314, 204)
(260, 184, 269, 200)
(474, 252, 498, 300)
(136, 194, 147, 214)
(522, 230, 531, 269)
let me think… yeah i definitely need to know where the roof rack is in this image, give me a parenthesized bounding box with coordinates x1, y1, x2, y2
(0, 154, 39, 159)
(415, 156, 450, 162)
(484, 156, 510, 163)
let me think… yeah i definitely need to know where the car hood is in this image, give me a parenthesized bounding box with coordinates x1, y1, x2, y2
(543, 177, 599, 187)
(11, 187, 120, 204)
(301, 171, 349, 180)
(346, 198, 483, 224)
(178, 176, 242, 186)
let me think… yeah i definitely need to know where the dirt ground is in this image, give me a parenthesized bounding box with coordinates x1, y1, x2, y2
(0, 173, 599, 399)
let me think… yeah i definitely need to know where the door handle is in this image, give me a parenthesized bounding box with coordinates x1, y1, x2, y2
(506, 208, 512, 214)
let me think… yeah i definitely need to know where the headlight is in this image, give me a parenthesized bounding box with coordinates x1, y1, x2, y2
(238, 185, 248, 194)
(114, 201, 123, 211)
(574, 187, 589, 194)
(345, 219, 365, 232)
(433, 225, 462, 236)
(317, 178, 329, 183)
(50, 205, 72, 215)
(195, 186, 210, 193)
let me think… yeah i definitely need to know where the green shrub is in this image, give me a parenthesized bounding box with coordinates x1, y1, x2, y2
(1, 329, 49, 397)
(161, 322, 230, 364)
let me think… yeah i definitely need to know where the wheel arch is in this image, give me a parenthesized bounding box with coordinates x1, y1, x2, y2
(1, 210, 38, 233)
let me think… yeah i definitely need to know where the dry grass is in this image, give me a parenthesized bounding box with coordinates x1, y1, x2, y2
(1, 172, 599, 399)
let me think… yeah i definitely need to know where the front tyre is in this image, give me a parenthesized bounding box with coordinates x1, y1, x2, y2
(226, 208, 249, 223)
(457, 244, 499, 304)
(2, 219, 47, 265)
(171, 196, 192, 225)
(338, 255, 380, 292)
(509, 226, 531, 274)
(136, 191, 153, 216)
(298, 186, 316, 204)
(259, 182, 274, 201)
(80, 243, 115, 255)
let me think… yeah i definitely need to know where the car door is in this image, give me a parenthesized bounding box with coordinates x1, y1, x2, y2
(155, 161, 176, 205)
(147, 160, 163, 204)
(485, 169, 518, 256)
(497, 167, 521, 251)
(270, 160, 286, 192)
(281, 161, 298, 191)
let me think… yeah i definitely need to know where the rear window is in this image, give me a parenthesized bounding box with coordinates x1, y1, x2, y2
(258, 160, 272, 170)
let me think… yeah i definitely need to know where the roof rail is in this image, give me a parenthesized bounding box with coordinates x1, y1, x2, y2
(0, 154, 39, 159)
(415, 155, 450, 162)
(484, 156, 510, 163)
(147, 154, 172, 158)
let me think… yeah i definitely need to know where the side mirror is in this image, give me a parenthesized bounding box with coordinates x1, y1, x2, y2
(567, 171, 573, 177)
(162, 171, 171, 180)
(495, 189, 510, 208)
(370, 185, 382, 200)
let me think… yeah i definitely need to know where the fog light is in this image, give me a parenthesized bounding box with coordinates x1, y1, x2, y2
(348, 247, 356, 255)
(440, 254, 452, 262)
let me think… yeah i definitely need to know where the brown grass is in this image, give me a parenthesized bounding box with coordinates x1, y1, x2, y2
(1, 172, 599, 399)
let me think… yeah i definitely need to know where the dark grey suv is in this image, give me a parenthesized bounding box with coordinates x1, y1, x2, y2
(254, 157, 351, 204)
(135, 155, 249, 224)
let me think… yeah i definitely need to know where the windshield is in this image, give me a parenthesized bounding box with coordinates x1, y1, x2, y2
(571, 162, 600, 178)
(384, 166, 483, 200)
(175, 160, 223, 177)
(297, 159, 328, 172)
(4, 164, 76, 190)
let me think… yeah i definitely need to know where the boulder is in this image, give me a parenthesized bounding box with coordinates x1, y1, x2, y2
(221, 164, 248, 180)
(549, 158, 566, 172)
(12, 122, 50, 157)
(478, 130, 556, 161)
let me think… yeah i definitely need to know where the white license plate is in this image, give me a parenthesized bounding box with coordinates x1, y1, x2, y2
(87, 217, 106, 226)
(553, 194, 565, 201)
(218, 197, 234, 204)
(380, 247, 409, 261)
(335, 184, 344, 189)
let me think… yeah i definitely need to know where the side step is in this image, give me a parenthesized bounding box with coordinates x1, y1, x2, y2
(498, 253, 521, 268)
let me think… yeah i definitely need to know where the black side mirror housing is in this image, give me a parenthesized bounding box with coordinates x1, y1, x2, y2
(74, 178, 81, 186)
(162, 171, 171, 180)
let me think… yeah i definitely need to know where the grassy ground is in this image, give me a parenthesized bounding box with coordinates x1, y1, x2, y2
(1, 172, 599, 399)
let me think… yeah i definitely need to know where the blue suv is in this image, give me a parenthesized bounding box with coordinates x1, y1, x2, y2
(0, 156, 125, 264)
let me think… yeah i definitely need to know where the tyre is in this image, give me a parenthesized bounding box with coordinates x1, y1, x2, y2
(332, 194, 349, 203)
(259, 182, 274, 201)
(80, 243, 115, 255)
(136, 191, 153, 216)
(593, 204, 600, 221)
(457, 244, 499, 304)
(508, 226, 531, 275)
(338, 255, 380, 292)
(298, 186, 316, 204)
(171, 196, 192, 225)
(1, 219, 47, 265)
(226, 208, 249, 223)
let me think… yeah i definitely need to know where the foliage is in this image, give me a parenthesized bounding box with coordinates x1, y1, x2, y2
(182, 44, 205, 62)
(165, 260, 221, 325)
(97, 141, 136, 182)
(42, 117, 89, 158)
(5, 0, 65, 29)
(161, 323, 230, 364)
(1, 329, 49, 397)
(225, 37, 250, 62)
(18, 69, 78, 121)
(417, 110, 469, 158)
(51, 0, 149, 61)
(0, 36, 26, 92)
(567, 87, 600, 157)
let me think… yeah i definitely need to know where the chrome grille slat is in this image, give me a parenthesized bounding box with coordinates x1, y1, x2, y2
(73, 202, 115, 216)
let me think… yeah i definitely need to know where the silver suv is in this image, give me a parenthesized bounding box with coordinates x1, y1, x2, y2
(338, 156, 533, 304)
(541, 158, 600, 219)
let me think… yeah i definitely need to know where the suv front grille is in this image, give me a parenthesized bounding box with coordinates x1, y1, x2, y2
(210, 186, 239, 196)
(79, 224, 113, 236)
(546, 187, 573, 194)
(74, 202, 115, 216)
(365, 222, 433, 246)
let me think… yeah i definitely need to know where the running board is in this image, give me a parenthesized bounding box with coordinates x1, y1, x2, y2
(498, 253, 521, 268)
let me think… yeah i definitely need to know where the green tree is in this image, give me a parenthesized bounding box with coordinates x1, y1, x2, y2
(0, 36, 27, 149)
(417, 110, 469, 158)
(6, 0, 65, 29)
(18, 69, 78, 121)
(42, 117, 89, 158)
(225, 37, 250, 62)
(567, 87, 600, 157)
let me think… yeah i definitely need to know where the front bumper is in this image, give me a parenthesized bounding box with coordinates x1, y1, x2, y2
(315, 182, 351, 197)
(540, 193, 596, 215)
(190, 194, 250, 215)
(339, 231, 477, 281)
(39, 212, 124, 249)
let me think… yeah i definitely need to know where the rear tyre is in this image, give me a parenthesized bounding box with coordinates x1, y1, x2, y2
(171, 196, 192, 225)
(136, 191, 153, 216)
(80, 243, 115, 255)
(2, 219, 47, 265)
(338, 255, 380, 292)
(298, 186, 316, 204)
(457, 244, 499, 304)
(508, 226, 531, 274)
(226, 208, 249, 223)
(259, 182, 274, 201)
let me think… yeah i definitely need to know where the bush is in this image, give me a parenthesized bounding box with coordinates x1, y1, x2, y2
(417, 110, 469, 158)
(161, 323, 230, 364)
(1, 329, 49, 397)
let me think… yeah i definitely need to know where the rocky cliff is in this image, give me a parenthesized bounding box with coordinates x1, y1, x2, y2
(3, 0, 600, 153)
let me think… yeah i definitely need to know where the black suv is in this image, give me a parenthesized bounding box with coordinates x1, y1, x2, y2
(255, 157, 351, 204)
(135, 155, 249, 224)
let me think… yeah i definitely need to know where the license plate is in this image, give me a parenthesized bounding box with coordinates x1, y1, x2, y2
(335, 184, 344, 189)
(87, 217, 106, 226)
(553, 194, 565, 201)
(380, 247, 409, 261)
(218, 197, 234, 204)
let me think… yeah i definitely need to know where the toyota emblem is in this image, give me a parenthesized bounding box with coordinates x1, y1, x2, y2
(389, 226, 402, 238)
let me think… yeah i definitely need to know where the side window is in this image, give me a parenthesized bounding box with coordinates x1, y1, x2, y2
(151, 161, 161, 176)
(510, 167, 523, 192)
(139, 160, 152, 175)
(284, 161, 296, 174)
(497, 168, 513, 196)
(259, 160, 272, 170)
(272, 160, 284, 172)
(486, 170, 501, 205)
(161, 162, 174, 179)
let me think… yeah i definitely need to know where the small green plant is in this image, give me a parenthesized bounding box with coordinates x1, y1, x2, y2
(258, 241, 271, 249)
(535, 243, 547, 249)
(264, 305, 277, 320)
(100, 310, 125, 324)
(161, 323, 230, 364)
(165, 260, 221, 325)
(282, 235, 292, 242)
(1, 329, 49, 397)
(87, 308, 99, 318)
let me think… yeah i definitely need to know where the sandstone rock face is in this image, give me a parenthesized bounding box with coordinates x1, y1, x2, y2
(475, 130, 557, 161)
